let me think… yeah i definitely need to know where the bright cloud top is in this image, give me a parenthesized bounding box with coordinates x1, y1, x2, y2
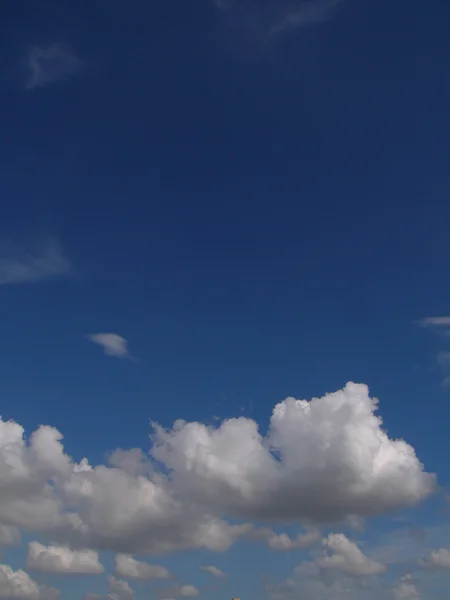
(27, 542, 104, 575)
(418, 548, 450, 570)
(0, 239, 70, 285)
(318, 533, 386, 576)
(151, 382, 435, 523)
(0, 383, 435, 558)
(87, 334, 130, 358)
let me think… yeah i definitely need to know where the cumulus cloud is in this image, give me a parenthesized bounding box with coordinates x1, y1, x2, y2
(254, 528, 320, 551)
(418, 548, 450, 570)
(393, 574, 420, 600)
(25, 43, 81, 90)
(0, 239, 70, 285)
(27, 542, 104, 574)
(151, 383, 435, 523)
(87, 334, 130, 359)
(115, 554, 170, 580)
(0, 383, 435, 563)
(317, 534, 386, 576)
(0, 564, 58, 599)
(200, 565, 225, 578)
(108, 577, 134, 600)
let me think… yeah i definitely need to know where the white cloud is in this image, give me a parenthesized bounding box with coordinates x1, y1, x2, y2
(115, 554, 169, 580)
(419, 316, 450, 327)
(0, 239, 70, 285)
(254, 528, 320, 551)
(418, 548, 450, 570)
(200, 565, 225, 578)
(151, 382, 435, 523)
(87, 334, 130, 359)
(0, 383, 434, 563)
(27, 541, 104, 574)
(179, 586, 199, 597)
(108, 577, 134, 600)
(25, 43, 81, 90)
(0, 564, 58, 600)
(317, 534, 386, 576)
(393, 574, 420, 600)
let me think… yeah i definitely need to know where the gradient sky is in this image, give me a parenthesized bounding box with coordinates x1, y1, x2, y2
(1, 1, 450, 599)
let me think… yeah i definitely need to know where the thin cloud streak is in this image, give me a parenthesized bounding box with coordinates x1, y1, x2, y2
(0, 239, 70, 285)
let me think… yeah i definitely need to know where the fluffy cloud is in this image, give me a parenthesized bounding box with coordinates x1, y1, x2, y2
(418, 548, 450, 570)
(87, 334, 130, 359)
(0, 239, 69, 285)
(393, 574, 420, 599)
(151, 383, 435, 523)
(254, 528, 320, 551)
(27, 542, 104, 574)
(114, 554, 169, 579)
(200, 565, 225, 577)
(317, 534, 386, 576)
(0, 383, 435, 560)
(25, 43, 81, 90)
(0, 564, 58, 599)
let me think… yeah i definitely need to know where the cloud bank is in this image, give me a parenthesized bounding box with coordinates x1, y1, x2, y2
(0, 383, 434, 560)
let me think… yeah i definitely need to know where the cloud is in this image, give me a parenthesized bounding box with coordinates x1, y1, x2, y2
(85, 577, 135, 600)
(0, 239, 70, 285)
(0, 383, 435, 562)
(87, 334, 130, 359)
(419, 316, 450, 327)
(253, 528, 320, 551)
(317, 534, 386, 576)
(200, 565, 225, 578)
(151, 382, 435, 523)
(393, 574, 420, 600)
(0, 564, 59, 600)
(108, 577, 134, 600)
(114, 555, 170, 580)
(156, 586, 199, 599)
(0, 525, 20, 547)
(27, 542, 104, 575)
(418, 548, 450, 570)
(25, 43, 81, 90)
(213, 0, 346, 42)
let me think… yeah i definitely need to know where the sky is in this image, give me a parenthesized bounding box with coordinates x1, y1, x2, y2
(1, 0, 450, 599)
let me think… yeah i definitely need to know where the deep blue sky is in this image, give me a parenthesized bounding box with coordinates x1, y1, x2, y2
(1, 1, 450, 599)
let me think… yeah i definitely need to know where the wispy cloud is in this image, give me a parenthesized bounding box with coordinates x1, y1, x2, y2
(87, 334, 131, 359)
(200, 566, 226, 578)
(0, 239, 70, 285)
(419, 316, 450, 328)
(213, 0, 347, 42)
(25, 43, 81, 90)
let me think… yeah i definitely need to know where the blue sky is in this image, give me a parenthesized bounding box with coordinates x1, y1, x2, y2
(1, 0, 450, 599)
